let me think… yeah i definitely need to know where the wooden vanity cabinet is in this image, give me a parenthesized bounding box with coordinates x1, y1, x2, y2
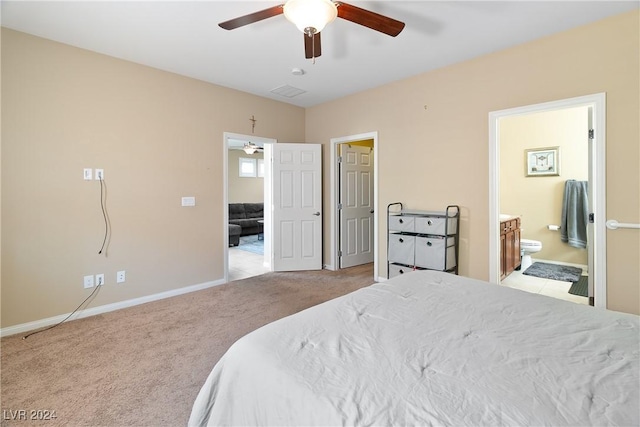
(500, 217, 521, 280)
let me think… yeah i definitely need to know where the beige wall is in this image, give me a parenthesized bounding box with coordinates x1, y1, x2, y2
(500, 106, 589, 266)
(2, 10, 639, 329)
(228, 150, 264, 203)
(306, 10, 639, 314)
(1, 29, 304, 328)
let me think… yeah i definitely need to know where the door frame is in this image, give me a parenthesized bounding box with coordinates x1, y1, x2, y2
(329, 131, 379, 280)
(488, 93, 606, 308)
(223, 132, 277, 283)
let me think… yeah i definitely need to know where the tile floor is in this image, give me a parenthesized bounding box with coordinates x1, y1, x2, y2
(228, 245, 269, 281)
(501, 268, 589, 305)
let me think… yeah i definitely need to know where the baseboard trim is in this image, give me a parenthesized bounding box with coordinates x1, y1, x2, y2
(0, 278, 226, 338)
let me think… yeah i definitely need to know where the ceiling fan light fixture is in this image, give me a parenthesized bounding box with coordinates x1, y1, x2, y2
(243, 142, 258, 154)
(283, 0, 338, 35)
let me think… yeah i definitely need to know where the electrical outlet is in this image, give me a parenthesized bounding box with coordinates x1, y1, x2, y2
(95, 169, 104, 180)
(84, 275, 94, 289)
(96, 274, 105, 286)
(84, 168, 93, 180)
(116, 270, 126, 283)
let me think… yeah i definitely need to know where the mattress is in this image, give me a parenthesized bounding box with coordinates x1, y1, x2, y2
(189, 270, 639, 426)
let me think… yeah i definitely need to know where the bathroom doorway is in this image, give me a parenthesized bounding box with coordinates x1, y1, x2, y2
(489, 93, 606, 308)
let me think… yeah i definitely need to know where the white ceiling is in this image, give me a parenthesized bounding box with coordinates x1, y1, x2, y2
(2, 1, 637, 108)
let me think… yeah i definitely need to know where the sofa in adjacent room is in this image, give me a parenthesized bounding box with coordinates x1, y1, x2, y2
(228, 223, 242, 246)
(229, 203, 264, 236)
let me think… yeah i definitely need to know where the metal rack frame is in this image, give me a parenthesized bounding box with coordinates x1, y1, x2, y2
(387, 203, 460, 278)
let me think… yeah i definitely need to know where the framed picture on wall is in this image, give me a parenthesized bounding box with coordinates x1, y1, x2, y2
(525, 146, 560, 177)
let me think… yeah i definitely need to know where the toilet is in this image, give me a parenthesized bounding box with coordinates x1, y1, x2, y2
(520, 239, 542, 271)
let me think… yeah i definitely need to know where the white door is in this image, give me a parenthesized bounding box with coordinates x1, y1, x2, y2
(272, 143, 322, 271)
(587, 107, 595, 302)
(339, 144, 374, 268)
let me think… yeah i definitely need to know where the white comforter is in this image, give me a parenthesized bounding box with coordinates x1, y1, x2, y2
(189, 270, 639, 426)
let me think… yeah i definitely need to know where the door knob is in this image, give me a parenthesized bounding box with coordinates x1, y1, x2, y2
(313, 212, 321, 216)
(369, 209, 374, 214)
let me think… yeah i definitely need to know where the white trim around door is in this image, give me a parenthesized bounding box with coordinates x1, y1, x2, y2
(223, 132, 277, 283)
(329, 131, 379, 281)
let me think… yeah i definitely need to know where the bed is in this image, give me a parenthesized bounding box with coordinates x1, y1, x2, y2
(189, 270, 639, 426)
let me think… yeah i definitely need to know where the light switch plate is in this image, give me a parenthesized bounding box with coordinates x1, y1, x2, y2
(83, 275, 94, 289)
(84, 168, 93, 180)
(181, 196, 196, 207)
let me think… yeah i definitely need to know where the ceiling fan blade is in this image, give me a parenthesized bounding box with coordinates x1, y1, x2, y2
(336, 2, 405, 37)
(219, 4, 284, 30)
(304, 32, 322, 59)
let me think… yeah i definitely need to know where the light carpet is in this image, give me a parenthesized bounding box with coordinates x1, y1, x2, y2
(1, 264, 374, 427)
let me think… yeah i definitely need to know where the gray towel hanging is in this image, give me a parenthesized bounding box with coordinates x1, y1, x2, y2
(560, 180, 588, 249)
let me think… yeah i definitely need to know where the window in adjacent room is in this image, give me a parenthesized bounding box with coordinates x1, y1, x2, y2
(239, 157, 257, 177)
(258, 159, 265, 178)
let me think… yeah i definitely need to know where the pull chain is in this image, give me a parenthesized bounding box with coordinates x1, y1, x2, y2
(312, 34, 316, 64)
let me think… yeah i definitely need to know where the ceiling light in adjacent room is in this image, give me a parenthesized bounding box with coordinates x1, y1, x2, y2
(243, 142, 260, 154)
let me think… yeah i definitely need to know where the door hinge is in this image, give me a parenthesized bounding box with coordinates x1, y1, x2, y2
(338, 250, 342, 257)
(588, 129, 594, 140)
(337, 156, 343, 163)
(337, 203, 343, 210)
(589, 213, 595, 223)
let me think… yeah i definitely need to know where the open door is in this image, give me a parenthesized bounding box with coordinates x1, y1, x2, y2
(339, 144, 374, 268)
(272, 143, 322, 271)
(587, 107, 595, 305)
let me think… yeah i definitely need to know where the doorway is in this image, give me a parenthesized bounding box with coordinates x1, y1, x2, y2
(224, 132, 276, 282)
(330, 132, 379, 280)
(489, 93, 607, 308)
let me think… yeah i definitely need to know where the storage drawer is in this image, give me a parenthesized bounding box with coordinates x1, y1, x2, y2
(415, 216, 457, 236)
(415, 236, 456, 271)
(388, 233, 415, 265)
(388, 263, 413, 279)
(388, 215, 415, 233)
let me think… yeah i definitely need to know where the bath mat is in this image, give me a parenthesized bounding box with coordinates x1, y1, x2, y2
(568, 275, 588, 297)
(523, 262, 582, 282)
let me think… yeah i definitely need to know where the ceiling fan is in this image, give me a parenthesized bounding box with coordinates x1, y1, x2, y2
(243, 142, 264, 154)
(219, 0, 405, 60)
